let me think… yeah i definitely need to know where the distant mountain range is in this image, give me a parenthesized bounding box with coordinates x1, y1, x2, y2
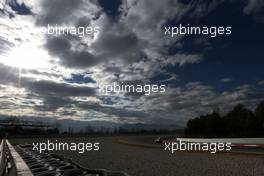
(120, 123, 182, 131)
(0, 115, 183, 133)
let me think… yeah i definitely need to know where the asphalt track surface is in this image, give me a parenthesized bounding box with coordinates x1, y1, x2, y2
(123, 136, 264, 155)
(10, 136, 264, 176)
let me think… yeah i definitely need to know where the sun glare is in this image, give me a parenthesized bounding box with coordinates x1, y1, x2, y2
(1, 45, 49, 69)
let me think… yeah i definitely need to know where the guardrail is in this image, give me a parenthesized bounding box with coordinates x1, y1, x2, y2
(0, 139, 33, 176)
(0, 139, 129, 176)
(0, 139, 6, 175)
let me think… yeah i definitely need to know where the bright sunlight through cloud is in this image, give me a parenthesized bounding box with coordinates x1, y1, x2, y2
(0, 44, 50, 69)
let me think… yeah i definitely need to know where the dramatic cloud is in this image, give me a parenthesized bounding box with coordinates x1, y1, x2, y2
(0, 0, 263, 128)
(45, 36, 100, 68)
(35, 0, 100, 25)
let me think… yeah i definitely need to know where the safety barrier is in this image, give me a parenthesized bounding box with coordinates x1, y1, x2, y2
(0, 139, 33, 176)
(0, 139, 129, 176)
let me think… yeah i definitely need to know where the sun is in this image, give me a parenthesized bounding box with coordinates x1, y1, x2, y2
(0, 44, 49, 69)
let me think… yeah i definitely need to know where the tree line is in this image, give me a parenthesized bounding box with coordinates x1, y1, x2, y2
(184, 102, 264, 137)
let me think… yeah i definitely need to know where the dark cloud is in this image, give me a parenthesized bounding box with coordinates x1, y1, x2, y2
(0, 65, 96, 98)
(36, 0, 87, 25)
(33, 94, 148, 122)
(0, 0, 263, 127)
(146, 82, 215, 112)
(91, 29, 143, 63)
(119, 80, 148, 97)
(0, 64, 98, 112)
(75, 17, 91, 28)
(76, 101, 148, 120)
(21, 79, 97, 97)
(65, 51, 99, 68)
(44, 29, 143, 69)
(44, 28, 144, 68)
(40, 0, 203, 71)
(45, 36, 71, 55)
(45, 36, 100, 68)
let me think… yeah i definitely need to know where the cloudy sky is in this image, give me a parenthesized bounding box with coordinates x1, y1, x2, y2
(0, 0, 263, 127)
